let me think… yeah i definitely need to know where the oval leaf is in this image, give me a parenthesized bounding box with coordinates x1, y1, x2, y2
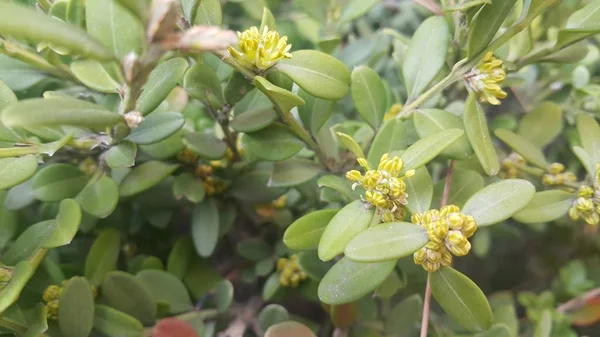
(240, 124, 304, 162)
(32, 164, 88, 202)
(0, 155, 38, 190)
(467, 0, 518, 58)
(517, 102, 563, 147)
(137, 58, 189, 115)
(59, 277, 95, 337)
(265, 322, 316, 337)
(464, 93, 499, 176)
(84, 229, 121, 285)
(284, 209, 338, 250)
(136, 269, 193, 314)
(93, 305, 144, 337)
(512, 190, 574, 224)
(119, 161, 179, 197)
(269, 158, 322, 187)
(401, 128, 464, 171)
(182, 132, 227, 160)
(102, 271, 157, 325)
(414, 109, 473, 160)
(351, 66, 386, 129)
(126, 111, 184, 145)
(105, 141, 137, 169)
(191, 198, 220, 257)
(71, 60, 121, 93)
(44, 198, 81, 248)
(495, 129, 548, 169)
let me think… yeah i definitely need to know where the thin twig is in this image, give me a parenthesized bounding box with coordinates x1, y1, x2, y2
(557, 288, 600, 313)
(440, 160, 456, 207)
(413, 0, 444, 15)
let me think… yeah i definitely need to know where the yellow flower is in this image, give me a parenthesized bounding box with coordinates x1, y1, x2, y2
(346, 154, 415, 222)
(383, 104, 403, 121)
(569, 184, 600, 226)
(542, 162, 577, 188)
(464, 52, 507, 105)
(277, 255, 307, 288)
(499, 153, 525, 179)
(227, 26, 292, 71)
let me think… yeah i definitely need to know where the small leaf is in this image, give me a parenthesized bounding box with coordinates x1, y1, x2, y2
(260, 7, 277, 31)
(259, 304, 289, 332)
(136, 269, 193, 314)
(193, 0, 222, 25)
(573, 146, 594, 177)
(167, 237, 194, 280)
(126, 112, 184, 145)
(297, 89, 334, 135)
(276, 50, 351, 100)
(518, 102, 563, 147)
(430, 266, 493, 331)
(318, 257, 396, 305)
(240, 124, 304, 162)
(463, 179, 536, 227)
(467, 0, 518, 58)
(137, 58, 189, 115)
(254, 76, 305, 112)
(1, 220, 54, 265)
(119, 161, 179, 197)
(317, 175, 361, 202)
(32, 164, 88, 202)
(102, 271, 157, 325)
(495, 129, 548, 169)
(0, 261, 35, 315)
(367, 119, 414, 167)
(464, 94, 499, 175)
(576, 114, 600, 166)
(403, 16, 450, 98)
(173, 173, 205, 203)
(214, 280, 234, 312)
(71, 60, 121, 93)
(344, 222, 428, 262)
(339, 0, 379, 23)
(93, 305, 144, 337)
(230, 108, 277, 133)
(385, 294, 423, 335)
(105, 141, 137, 169)
(85, 229, 121, 285)
(401, 129, 464, 171)
(0, 80, 17, 112)
(284, 209, 338, 250)
(336, 132, 366, 159)
(414, 109, 473, 160)
(59, 277, 94, 337)
(405, 167, 433, 214)
(44, 199, 81, 248)
(265, 322, 316, 337)
(2, 97, 123, 128)
(318, 200, 375, 261)
(236, 239, 272, 261)
(77, 176, 119, 218)
(191, 198, 220, 257)
(183, 63, 224, 105)
(533, 310, 552, 337)
(269, 158, 322, 187)
(351, 66, 386, 129)
(0, 155, 38, 190)
(183, 132, 227, 160)
(557, 0, 600, 48)
(512, 190, 574, 224)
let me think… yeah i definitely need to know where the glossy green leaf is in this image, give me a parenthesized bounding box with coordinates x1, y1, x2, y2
(367, 119, 413, 167)
(254, 76, 305, 112)
(512, 190, 574, 224)
(32, 164, 88, 202)
(463, 179, 536, 227)
(2, 220, 54, 265)
(93, 305, 144, 337)
(77, 176, 119, 218)
(385, 294, 423, 335)
(183, 132, 227, 160)
(351, 66, 386, 129)
(414, 109, 473, 160)
(276, 50, 351, 100)
(230, 108, 277, 133)
(495, 129, 548, 169)
(137, 269, 193, 314)
(0, 155, 38, 190)
(297, 89, 334, 135)
(284, 209, 338, 250)
(318, 200, 375, 261)
(167, 237, 194, 280)
(237, 238, 272, 261)
(193, 0, 222, 25)
(318, 257, 396, 305)
(260, 7, 277, 31)
(0, 2, 112, 60)
(228, 163, 286, 203)
(59, 277, 94, 337)
(259, 304, 289, 332)
(401, 128, 464, 171)
(44, 199, 81, 248)
(71, 60, 121, 93)
(317, 175, 361, 202)
(2, 97, 123, 128)
(84, 229, 121, 285)
(336, 132, 366, 159)
(464, 94, 499, 175)
(262, 272, 281, 301)
(534, 310, 552, 337)
(345, 222, 428, 262)
(403, 16, 450, 98)
(265, 322, 317, 337)
(119, 161, 179, 197)
(183, 63, 224, 105)
(214, 279, 234, 313)
(137, 58, 189, 115)
(126, 112, 184, 145)
(105, 141, 137, 169)
(241, 124, 304, 162)
(225, 71, 254, 106)
(191, 198, 220, 257)
(102, 271, 157, 325)
(517, 102, 563, 147)
(431, 266, 493, 331)
(467, 0, 517, 58)
(269, 158, 322, 187)
(22, 303, 48, 337)
(405, 167, 433, 214)
(576, 114, 600, 165)
(557, 0, 600, 48)
(86, 0, 144, 59)
(0, 261, 35, 315)
(339, 0, 379, 23)
(474, 324, 512, 337)
(173, 173, 205, 203)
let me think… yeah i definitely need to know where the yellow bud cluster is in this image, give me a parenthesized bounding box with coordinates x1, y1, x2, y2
(43, 281, 98, 320)
(569, 185, 600, 226)
(346, 154, 415, 222)
(542, 163, 577, 188)
(277, 255, 307, 288)
(78, 157, 97, 176)
(228, 26, 292, 71)
(194, 164, 225, 196)
(177, 148, 199, 164)
(464, 52, 507, 105)
(383, 104, 403, 121)
(412, 205, 478, 272)
(499, 153, 525, 179)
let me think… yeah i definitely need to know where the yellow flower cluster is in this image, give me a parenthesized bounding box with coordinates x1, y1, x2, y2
(177, 147, 199, 164)
(412, 205, 478, 272)
(464, 52, 507, 105)
(228, 26, 292, 71)
(542, 163, 577, 187)
(277, 255, 307, 287)
(569, 165, 600, 226)
(383, 103, 403, 121)
(43, 283, 98, 320)
(499, 153, 525, 179)
(346, 154, 415, 223)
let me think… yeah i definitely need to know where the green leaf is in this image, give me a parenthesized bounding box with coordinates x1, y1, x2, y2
(137, 58, 189, 115)
(367, 119, 414, 167)
(336, 132, 366, 159)
(119, 161, 179, 197)
(495, 129, 548, 169)
(297, 89, 334, 135)
(23, 303, 48, 337)
(167, 237, 194, 280)
(265, 322, 317, 337)
(0, 2, 112, 60)
(405, 167, 433, 214)
(0, 155, 38, 190)
(136, 270, 193, 314)
(2, 97, 123, 128)
(533, 310, 552, 337)
(228, 163, 286, 203)
(403, 16, 450, 98)
(557, 0, 600, 49)
(71, 60, 121, 93)
(126, 111, 184, 145)
(102, 271, 157, 325)
(191, 198, 220, 257)
(59, 277, 94, 337)
(241, 124, 304, 162)
(318, 257, 396, 305)
(0, 261, 35, 315)
(573, 146, 594, 177)
(173, 173, 205, 203)
(254, 76, 305, 113)
(467, 0, 517, 58)
(93, 305, 144, 337)
(183, 132, 227, 160)
(401, 128, 465, 171)
(414, 109, 473, 160)
(318, 200, 375, 261)
(284, 209, 338, 250)
(0, 80, 17, 112)
(463, 179, 536, 227)
(512, 190, 574, 224)
(114, 0, 148, 23)
(32, 164, 88, 202)
(344, 222, 428, 262)
(262, 272, 281, 301)
(0, 191, 17, 250)
(105, 141, 137, 169)
(225, 71, 254, 106)
(260, 7, 277, 31)
(339, 0, 379, 23)
(351, 66, 386, 129)
(431, 266, 493, 331)
(183, 63, 224, 105)
(474, 324, 512, 337)
(269, 158, 322, 187)
(385, 294, 423, 335)
(214, 279, 234, 312)
(259, 304, 289, 332)
(193, 0, 222, 25)
(576, 114, 600, 166)
(276, 50, 351, 100)
(433, 169, 484, 208)
(77, 176, 119, 218)
(1, 220, 54, 265)
(464, 94, 499, 175)
(317, 175, 361, 202)
(517, 102, 563, 147)
(86, 0, 144, 59)
(230, 108, 277, 133)
(84, 229, 121, 285)
(44, 199, 81, 248)
(236, 238, 272, 261)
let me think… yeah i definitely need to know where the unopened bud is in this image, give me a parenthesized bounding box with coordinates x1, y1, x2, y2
(162, 26, 238, 52)
(122, 52, 141, 84)
(124, 111, 144, 128)
(147, 0, 179, 42)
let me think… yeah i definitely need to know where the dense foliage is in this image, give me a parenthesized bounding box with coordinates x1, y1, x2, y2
(1, 0, 600, 336)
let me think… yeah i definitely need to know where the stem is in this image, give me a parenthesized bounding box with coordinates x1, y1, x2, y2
(440, 160, 456, 207)
(0, 317, 27, 334)
(213, 50, 257, 80)
(206, 102, 241, 163)
(399, 71, 465, 118)
(278, 107, 329, 168)
(557, 287, 600, 313)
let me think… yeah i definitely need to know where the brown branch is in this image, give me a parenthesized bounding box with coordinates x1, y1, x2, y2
(557, 288, 600, 313)
(217, 296, 263, 337)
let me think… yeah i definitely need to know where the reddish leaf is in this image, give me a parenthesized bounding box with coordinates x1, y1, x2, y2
(153, 318, 199, 337)
(569, 302, 600, 327)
